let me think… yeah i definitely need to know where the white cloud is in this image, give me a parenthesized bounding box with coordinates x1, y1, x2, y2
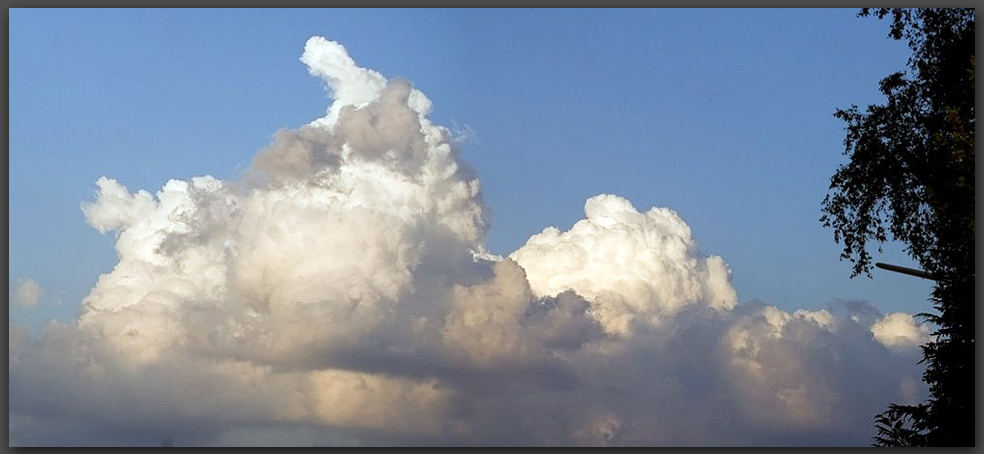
(510, 194, 737, 336)
(8, 37, 932, 447)
(871, 312, 932, 350)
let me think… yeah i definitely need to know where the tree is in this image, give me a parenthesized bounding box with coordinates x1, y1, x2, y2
(819, 8, 974, 447)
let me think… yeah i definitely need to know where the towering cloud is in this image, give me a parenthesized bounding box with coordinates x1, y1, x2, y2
(8, 37, 932, 447)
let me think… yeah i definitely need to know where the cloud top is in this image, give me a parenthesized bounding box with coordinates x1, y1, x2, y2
(871, 312, 932, 350)
(511, 194, 737, 335)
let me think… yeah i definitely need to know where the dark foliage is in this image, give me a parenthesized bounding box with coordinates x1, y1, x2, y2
(819, 8, 974, 447)
(873, 403, 929, 447)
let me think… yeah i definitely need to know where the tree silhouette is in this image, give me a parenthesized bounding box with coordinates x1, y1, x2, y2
(872, 404, 929, 447)
(820, 8, 974, 447)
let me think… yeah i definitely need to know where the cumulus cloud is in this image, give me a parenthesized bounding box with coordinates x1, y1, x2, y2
(511, 194, 737, 336)
(8, 37, 933, 447)
(12, 278, 41, 308)
(871, 312, 933, 351)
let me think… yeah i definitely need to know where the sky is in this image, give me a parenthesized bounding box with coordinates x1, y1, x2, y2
(8, 8, 939, 447)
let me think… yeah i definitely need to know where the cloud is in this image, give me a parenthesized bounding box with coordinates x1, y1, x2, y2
(12, 278, 41, 308)
(8, 37, 932, 447)
(510, 194, 737, 336)
(871, 312, 933, 351)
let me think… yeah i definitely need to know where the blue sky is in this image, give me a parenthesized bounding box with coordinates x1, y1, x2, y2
(9, 8, 933, 330)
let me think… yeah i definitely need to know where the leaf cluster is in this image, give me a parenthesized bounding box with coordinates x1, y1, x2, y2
(821, 8, 975, 280)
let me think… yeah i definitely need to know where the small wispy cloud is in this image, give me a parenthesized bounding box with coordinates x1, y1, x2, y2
(12, 278, 41, 308)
